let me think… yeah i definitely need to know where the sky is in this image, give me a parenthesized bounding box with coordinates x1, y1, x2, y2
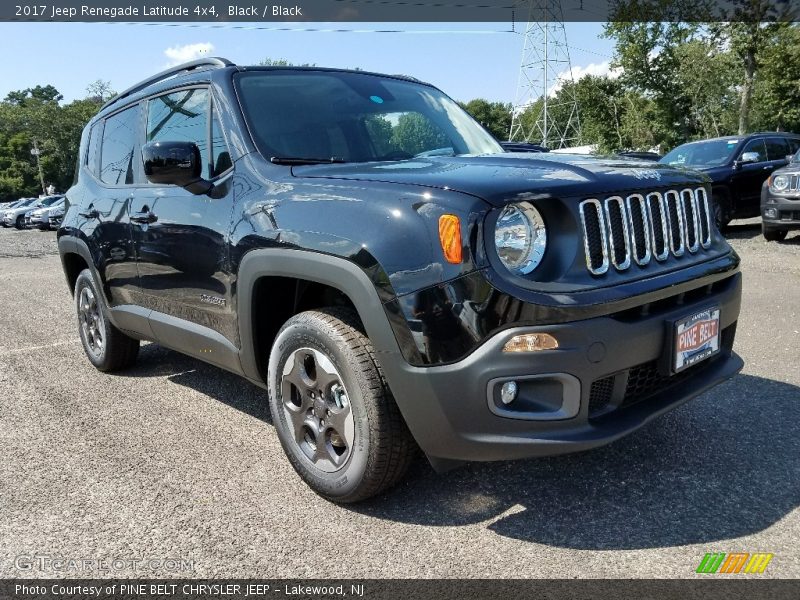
(0, 21, 615, 105)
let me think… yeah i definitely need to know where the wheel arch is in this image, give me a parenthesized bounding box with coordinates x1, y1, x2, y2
(237, 249, 405, 386)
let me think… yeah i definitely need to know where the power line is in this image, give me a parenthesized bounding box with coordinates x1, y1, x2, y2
(108, 21, 516, 34)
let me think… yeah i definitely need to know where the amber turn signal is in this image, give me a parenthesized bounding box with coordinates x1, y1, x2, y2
(502, 333, 559, 353)
(438, 214, 462, 264)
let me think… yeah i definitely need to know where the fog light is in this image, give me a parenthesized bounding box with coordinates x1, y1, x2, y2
(764, 208, 778, 219)
(500, 381, 518, 405)
(502, 333, 558, 353)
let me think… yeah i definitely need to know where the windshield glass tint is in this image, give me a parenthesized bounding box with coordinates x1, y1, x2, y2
(235, 71, 502, 162)
(660, 139, 740, 168)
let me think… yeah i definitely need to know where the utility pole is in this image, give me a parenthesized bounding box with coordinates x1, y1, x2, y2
(30, 140, 45, 195)
(509, 0, 581, 149)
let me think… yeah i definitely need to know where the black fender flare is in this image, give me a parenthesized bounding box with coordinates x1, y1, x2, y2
(236, 248, 405, 384)
(57, 235, 106, 301)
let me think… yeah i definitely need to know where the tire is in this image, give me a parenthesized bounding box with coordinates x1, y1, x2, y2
(762, 223, 788, 242)
(267, 308, 415, 503)
(712, 191, 732, 231)
(14, 215, 25, 230)
(74, 269, 139, 372)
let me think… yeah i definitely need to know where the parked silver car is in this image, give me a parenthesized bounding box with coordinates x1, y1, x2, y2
(1, 198, 39, 229)
(28, 197, 65, 230)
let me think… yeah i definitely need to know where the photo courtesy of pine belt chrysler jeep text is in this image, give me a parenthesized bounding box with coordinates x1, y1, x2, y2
(58, 58, 743, 502)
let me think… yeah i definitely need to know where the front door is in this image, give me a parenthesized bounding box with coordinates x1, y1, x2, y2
(130, 87, 238, 355)
(731, 138, 771, 214)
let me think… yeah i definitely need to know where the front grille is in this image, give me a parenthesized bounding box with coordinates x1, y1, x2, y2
(579, 187, 712, 276)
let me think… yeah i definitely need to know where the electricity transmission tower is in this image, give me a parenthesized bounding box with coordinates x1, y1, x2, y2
(509, 0, 582, 149)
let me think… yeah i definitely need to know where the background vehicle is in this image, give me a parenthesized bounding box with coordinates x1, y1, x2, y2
(501, 141, 549, 153)
(23, 196, 63, 229)
(29, 196, 65, 230)
(0, 199, 27, 226)
(59, 59, 743, 503)
(2, 197, 39, 229)
(761, 148, 800, 241)
(660, 132, 800, 228)
(617, 151, 661, 161)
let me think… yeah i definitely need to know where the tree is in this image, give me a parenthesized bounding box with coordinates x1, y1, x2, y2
(458, 99, 512, 140)
(86, 80, 116, 103)
(391, 113, 448, 156)
(750, 24, 800, 132)
(258, 57, 316, 67)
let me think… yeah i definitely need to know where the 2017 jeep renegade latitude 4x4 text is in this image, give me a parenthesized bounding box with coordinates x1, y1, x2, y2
(58, 58, 744, 502)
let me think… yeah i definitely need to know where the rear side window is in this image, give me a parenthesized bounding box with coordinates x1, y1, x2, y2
(765, 137, 789, 161)
(85, 122, 103, 178)
(147, 88, 210, 180)
(100, 106, 140, 185)
(741, 138, 767, 162)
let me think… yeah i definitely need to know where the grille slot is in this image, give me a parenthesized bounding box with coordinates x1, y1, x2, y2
(579, 199, 609, 275)
(696, 187, 712, 248)
(604, 196, 631, 270)
(626, 194, 651, 265)
(579, 187, 711, 275)
(681, 188, 700, 253)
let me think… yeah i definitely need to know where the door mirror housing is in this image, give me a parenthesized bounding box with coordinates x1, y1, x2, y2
(738, 151, 760, 165)
(142, 141, 213, 195)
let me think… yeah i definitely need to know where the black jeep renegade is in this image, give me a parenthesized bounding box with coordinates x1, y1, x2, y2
(59, 58, 743, 502)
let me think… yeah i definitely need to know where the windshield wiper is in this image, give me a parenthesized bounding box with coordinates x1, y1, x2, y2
(270, 156, 347, 166)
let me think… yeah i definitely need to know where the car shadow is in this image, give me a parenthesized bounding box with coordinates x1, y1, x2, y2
(725, 220, 800, 244)
(118, 346, 799, 551)
(124, 343, 272, 424)
(355, 373, 800, 550)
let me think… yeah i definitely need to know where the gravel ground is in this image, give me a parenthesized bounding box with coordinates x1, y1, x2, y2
(0, 221, 798, 579)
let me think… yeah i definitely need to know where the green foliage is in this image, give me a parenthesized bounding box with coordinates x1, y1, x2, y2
(391, 113, 448, 156)
(458, 99, 512, 140)
(0, 86, 103, 201)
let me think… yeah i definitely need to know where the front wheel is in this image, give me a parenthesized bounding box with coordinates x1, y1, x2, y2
(762, 223, 788, 242)
(267, 308, 415, 503)
(14, 215, 25, 230)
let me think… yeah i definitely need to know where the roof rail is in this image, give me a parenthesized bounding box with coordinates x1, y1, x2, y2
(100, 57, 235, 112)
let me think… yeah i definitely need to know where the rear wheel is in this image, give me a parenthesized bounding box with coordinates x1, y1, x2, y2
(74, 269, 139, 371)
(712, 191, 732, 230)
(762, 223, 788, 242)
(267, 308, 415, 503)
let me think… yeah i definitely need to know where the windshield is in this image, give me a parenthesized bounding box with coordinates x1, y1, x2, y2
(235, 70, 502, 163)
(39, 196, 61, 207)
(660, 139, 740, 168)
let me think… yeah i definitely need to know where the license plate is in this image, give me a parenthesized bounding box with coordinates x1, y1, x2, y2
(674, 307, 720, 372)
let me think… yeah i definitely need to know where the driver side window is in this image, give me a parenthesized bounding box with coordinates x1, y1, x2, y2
(741, 138, 767, 163)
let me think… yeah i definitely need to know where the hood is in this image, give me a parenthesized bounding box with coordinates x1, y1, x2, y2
(291, 153, 710, 206)
(772, 162, 800, 177)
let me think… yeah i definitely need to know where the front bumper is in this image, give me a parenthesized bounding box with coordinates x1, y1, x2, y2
(385, 271, 742, 464)
(762, 193, 800, 227)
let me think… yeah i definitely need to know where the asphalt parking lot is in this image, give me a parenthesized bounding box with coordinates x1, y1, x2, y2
(0, 222, 798, 579)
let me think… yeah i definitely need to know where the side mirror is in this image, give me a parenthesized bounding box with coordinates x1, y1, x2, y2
(739, 151, 760, 165)
(142, 141, 212, 195)
(786, 154, 795, 162)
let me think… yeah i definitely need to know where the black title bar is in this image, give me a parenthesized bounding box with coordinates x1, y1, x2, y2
(1, 0, 799, 22)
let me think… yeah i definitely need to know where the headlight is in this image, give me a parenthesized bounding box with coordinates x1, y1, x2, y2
(494, 203, 547, 274)
(772, 174, 790, 191)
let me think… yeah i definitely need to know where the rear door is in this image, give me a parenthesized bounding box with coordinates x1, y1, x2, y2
(85, 105, 141, 308)
(130, 86, 238, 363)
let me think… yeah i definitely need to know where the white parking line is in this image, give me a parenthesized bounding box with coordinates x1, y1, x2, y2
(0, 339, 77, 356)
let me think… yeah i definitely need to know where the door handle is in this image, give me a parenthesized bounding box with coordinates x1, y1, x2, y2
(131, 210, 158, 224)
(79, 207, 99, 219)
